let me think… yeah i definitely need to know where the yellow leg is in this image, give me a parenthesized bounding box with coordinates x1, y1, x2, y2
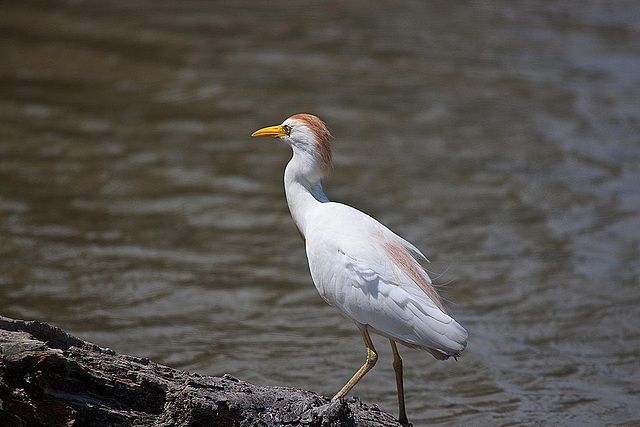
(390, 340, 408, 425)
(332, 328, 378, 400)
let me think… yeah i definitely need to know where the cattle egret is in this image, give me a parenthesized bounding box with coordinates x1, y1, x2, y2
(252, 114, 467, 425)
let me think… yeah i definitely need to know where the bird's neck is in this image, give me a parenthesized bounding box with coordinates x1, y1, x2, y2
(283, 152, 329, 238)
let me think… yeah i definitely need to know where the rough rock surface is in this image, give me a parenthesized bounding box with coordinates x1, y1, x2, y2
(0, 316, 402, 426)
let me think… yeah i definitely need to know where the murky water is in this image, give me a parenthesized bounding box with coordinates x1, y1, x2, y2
(2, 1, 639, 425)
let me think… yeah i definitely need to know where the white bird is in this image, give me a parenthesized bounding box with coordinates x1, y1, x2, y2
(252, 113, 467, 425)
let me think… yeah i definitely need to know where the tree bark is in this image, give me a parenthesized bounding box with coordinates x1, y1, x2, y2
(0, 316, 401, 427)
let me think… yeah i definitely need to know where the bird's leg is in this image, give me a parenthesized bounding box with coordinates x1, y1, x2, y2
(390, 340, 409, 425)
(332, 328, 378, 400)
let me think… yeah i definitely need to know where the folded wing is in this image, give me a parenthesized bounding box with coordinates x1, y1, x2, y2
(306, 204, 468, 359)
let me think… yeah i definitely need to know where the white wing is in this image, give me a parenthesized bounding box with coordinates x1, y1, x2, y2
(305, 202, 467, 358)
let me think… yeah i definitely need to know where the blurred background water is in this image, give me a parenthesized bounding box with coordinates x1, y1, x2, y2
(1, 1, 639, 425)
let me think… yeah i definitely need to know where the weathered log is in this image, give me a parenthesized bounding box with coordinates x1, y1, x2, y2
(0, 316, 401, 426)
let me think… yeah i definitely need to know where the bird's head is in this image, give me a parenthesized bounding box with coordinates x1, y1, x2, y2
(252, 113, 333, 178)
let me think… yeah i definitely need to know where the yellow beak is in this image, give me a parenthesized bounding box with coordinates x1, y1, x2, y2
(251, 125, 287, 138)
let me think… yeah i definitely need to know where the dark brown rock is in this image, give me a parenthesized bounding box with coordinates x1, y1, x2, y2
(0, 316, 401, 426)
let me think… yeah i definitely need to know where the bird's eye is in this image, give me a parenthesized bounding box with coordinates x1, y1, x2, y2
(282, 125, 291, 135)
